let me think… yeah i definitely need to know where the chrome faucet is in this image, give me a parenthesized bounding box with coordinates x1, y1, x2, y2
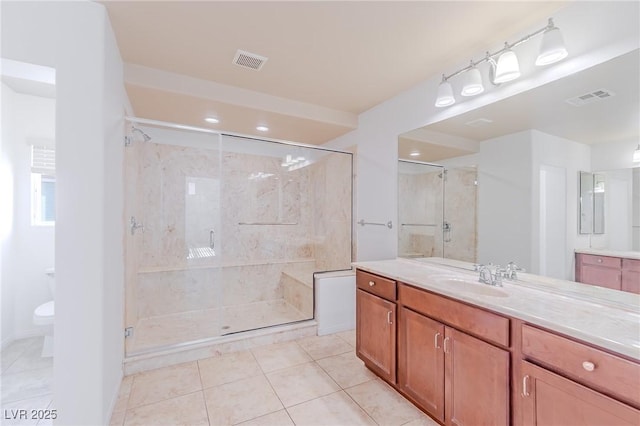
(504, 262, 524, 280)
(476, 264, 503, 287)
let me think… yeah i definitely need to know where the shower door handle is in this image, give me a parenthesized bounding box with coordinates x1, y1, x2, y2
(209, 229, 215, 249)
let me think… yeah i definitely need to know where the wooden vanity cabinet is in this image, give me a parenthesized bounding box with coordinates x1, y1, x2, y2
(575, 253, 621, 290)
(397, 284, 510, 426)
(622, 258, 640, 293)
(355, 270, 397, 383)
(521, 362, 639, 426)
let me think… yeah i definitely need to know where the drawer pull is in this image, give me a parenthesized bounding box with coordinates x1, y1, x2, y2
(522, 375, 530, 397)
(369, 281, 375, 286)
(597, 258, 603, 263)
(434, 332, 441, 349)
(387, 310, 393, 325)
(582, 361, 596, 372)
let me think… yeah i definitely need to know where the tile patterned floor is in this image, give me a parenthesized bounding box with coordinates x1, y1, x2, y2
(112, 330, 439, 426)
(0, 337, 54, 426)
(1, 332, 440, 425)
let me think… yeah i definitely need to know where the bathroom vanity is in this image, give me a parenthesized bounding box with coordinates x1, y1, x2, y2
(353, 258, 640, 426)
(575, 249, 640, 294)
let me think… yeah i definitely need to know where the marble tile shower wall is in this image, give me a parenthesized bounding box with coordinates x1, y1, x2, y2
(444, 169, 477, 263)
(128, 142, 352, 321)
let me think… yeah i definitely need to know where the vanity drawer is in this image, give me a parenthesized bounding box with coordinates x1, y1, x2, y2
(398, 283, 509, 347)
(622, 258, 640, 272)
(356, 269, 396, 301)
(578, 253, 621, 269)
(522, 324, 640, 408)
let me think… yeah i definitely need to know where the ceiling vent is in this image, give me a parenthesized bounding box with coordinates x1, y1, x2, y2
(465, 118, 493, 127)
(565, 89, 616, 107)
(233, 50, 268, 71)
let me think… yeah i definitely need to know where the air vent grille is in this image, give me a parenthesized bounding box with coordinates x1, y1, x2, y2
(233, 50, 268, 71)
(565, 89, 616, 107)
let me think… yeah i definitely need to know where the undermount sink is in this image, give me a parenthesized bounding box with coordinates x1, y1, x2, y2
(436, 277, 509, 298)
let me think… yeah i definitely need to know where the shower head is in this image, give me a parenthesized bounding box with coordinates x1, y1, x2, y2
(131, 127, 151, 142)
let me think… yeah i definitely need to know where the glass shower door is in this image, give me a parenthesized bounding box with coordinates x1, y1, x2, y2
(398, 161, 445, 258)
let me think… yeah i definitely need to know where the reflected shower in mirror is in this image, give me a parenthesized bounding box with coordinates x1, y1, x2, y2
(398, 49, 640, 281)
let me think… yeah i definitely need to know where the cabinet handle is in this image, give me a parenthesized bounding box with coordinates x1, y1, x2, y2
(582, 361, 596, 372)
(443, 336, 450, 354)
(597, 258, 603, 263)
(434, 332, 441, 349)
(522, 375, 530, 397)
(369, 281, 375, 286)
(387, 310, 393, 325)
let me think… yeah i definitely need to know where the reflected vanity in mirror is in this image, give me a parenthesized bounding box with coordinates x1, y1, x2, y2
(397, 49, 640, 290)
(579, 171, 605, 235)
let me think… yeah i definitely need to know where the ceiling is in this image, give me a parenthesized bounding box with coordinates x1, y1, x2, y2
(101, 1, 566, 144)
(400, 49, 640, 161)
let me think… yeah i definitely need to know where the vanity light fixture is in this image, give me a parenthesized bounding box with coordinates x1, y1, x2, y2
(205, 117, 220, 124)
(461, 62, 485, 96)
(435, 75, 455, 107)
(256, 125, 269, 132)
(633, 144, 640, 163)
(435, 17, 568, 108)
(493, 44, 521, 83)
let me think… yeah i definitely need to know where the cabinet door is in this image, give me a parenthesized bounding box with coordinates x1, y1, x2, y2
(398, 307, 445, 422)
(621, 259, 640, 294)
(580, 264, 621, 290)
(356, 288, 396, 383)
(521, 361, 640, 426)
(445, 327, 509, 426)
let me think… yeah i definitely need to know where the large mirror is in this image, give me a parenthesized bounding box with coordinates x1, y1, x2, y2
(398, 49, 640, 281)
(579, 171, 605, 235)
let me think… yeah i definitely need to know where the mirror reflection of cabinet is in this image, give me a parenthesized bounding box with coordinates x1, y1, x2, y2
(579, 171, 605, 235)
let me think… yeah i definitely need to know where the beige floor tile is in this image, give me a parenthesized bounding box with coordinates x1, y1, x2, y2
(203, 375, 283, 425)
(0, 367, 53, 403)
(1, 338, 41, 373)
(345, 379, 424, 426)
(198, 350, 262, 389)
(266, 362, 340, 407)
(286, 391, 376, 426)
(296, 335, 352, 360)
(237, 409, 294, 426)
(401, 414, 440, 426)
(127, 362, 202, 408)
(124, 391, 208, 426)
(335, 329, 356, 347)
(3, 341, 53, 376)
(316, 351, 376, 389)
(0, 395, 52, 426)
(251, 342, 311, 373)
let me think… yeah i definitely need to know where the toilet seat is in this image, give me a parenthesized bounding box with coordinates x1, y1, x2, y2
(33, 300, 55, 326)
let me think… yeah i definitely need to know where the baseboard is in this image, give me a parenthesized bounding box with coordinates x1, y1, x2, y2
(317, 322, 355, 336)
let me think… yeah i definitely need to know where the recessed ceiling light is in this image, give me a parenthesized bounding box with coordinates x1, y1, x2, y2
(205, 117, 219, 124)
(410, 151, 420, 157)
(256, 126, 269, 132)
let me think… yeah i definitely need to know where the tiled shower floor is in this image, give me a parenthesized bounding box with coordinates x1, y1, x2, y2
(111, 330, 439, 426)
(130, 299, 308, 354)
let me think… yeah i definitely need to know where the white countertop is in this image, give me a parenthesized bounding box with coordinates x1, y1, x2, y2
(575, 248, 640, 260)
(352, 257, 640, 361)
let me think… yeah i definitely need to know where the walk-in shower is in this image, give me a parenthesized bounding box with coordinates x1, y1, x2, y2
(123, 121, 353, 356)
(398, 160, 477, 262)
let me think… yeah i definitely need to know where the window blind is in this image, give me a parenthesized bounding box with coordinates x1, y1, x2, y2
(31, 145, 56, 175)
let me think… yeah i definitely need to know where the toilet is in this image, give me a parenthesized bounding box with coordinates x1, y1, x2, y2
(33, 268, 55, 357)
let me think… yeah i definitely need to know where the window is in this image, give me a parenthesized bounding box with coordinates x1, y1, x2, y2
(31, 145, 55, 226)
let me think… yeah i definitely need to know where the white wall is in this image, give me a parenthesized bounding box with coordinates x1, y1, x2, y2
(325, 1, 639, 262)
(0, 84, 56, 345)
(591, 139, 639, 171)
(477, 131, 532, 270)
(2, 2, 127, 424)
(531, 130, 591, 279)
